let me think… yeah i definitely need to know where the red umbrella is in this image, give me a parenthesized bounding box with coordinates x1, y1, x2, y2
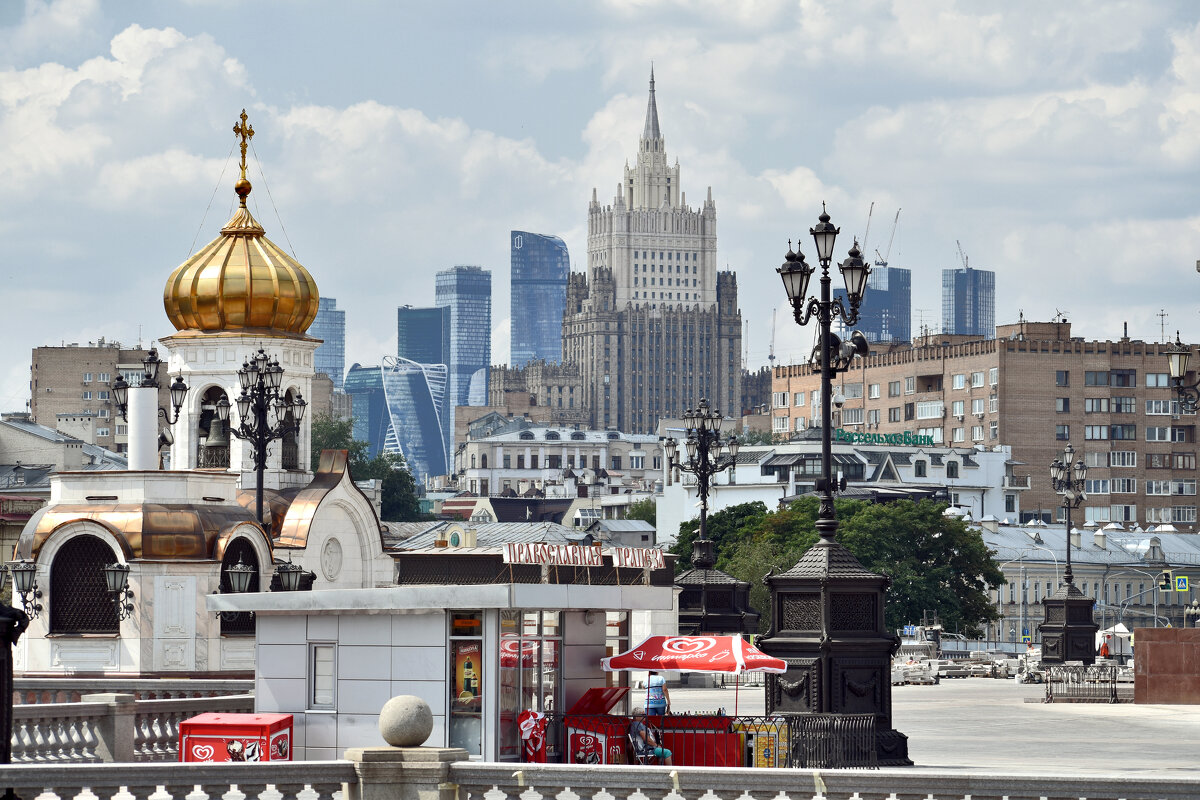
(601, 635, 786, 675)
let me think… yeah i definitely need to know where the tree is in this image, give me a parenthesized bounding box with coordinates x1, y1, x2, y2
(624, 498, 657, 527)
(307, 413, 429, 521)
(695, 497, 1004, 636)
(668, 501, 769, 572)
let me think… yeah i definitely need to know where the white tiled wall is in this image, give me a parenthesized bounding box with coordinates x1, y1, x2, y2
(256, 611, 447, 760)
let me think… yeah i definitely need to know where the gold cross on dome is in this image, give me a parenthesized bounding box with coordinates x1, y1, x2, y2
(233, 109, 254, 179)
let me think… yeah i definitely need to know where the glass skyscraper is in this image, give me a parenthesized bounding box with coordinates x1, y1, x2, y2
(311, 297, 346, 388)
(435, 265, 492, 409)
(837, 266, 912, 343)
(397, 305, 449, 364)
(344, 363, 387, 458)
(942, 267, 996, 338)
(510, 231, 569, 366)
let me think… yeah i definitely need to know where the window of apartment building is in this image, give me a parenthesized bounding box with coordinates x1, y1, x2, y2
(115, 424, 127, 436)
(867, 409, 881, 425)
(1146, 372, 1170, 388)
(503, 454, 512, 468)
(96, 427, 109, 437)
(1147, 453, 1170, 469)
(592, 456, 601, 470)
(1110, 505, 1137, 522)
(904, 403, 915, 421)
(1111, 424, 1136, 440)
(793, 416, 806, 431)
(952, 400, 965, 417)
(772, 392, 788, 408)
(793, 392, 805, 406)
(971, 371, 985, 387)
(1056, 425, 1070, 440)
(1005, 494, 1016, 513)
(1111, 369, 1136, 387)
(989, 397, 999, 413)
(889, 407, 902, 423)
(971, 398, 985, 415)
(1084, 398, 1108, 413)
(972, 425, 984, 441)
(904, 377, 915, 395)
(98, 408, 109, 418)
(1111, 478, 1137, 494)
(82, 391, 92, 400)
(868, 383, 880, 399)
(1084, 371, 1109, 386)
(989, 367, 998, 385)
(1056, 370, 1069, 386)
(1112, 396, 1135, 414)
(1173, 506, 1198, 523)
(530, 455, 540, 469)
(610, 456, 621, 470)
(916, 401, 943, 419)
(1084, 425, 1108, 440)
(1147, 426, 1170, 441)
(1110, 451, 1137, 467)
(1084, 452, 1106, 467)
(1172, 479, 1197, 495)
(1085, 507, 1111, 523)
(888, 381, 901, 397)
(914, 460, 927, 477)
(952, 374, 966, 390)
(917, 427, 943, 443)
(1147, 507, 1172, 523)
(98, 390, 109, 400)
(947, 461, 960, 478)
(1147, 479, 1172, 495)
(1175, 452, 1196, 469)
(516, 455, 526, 469)
(1085, 479, 1110, 495)
(98, 372, 110, 382)
(83, 372, 93, 382)
(842, 407, 864, 425)
(772, 416, 789, 433)
(1173, 426, 1193, 443)
(990, 421, 999, 439)
(548, 455, 562, 469)
(1056, 398, 1070, 413)
(952, 427, 965, 442)
(1146, 399, 1174, 415)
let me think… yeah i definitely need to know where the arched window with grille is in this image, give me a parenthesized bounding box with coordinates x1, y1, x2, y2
(220, 537, 260, 636)
(50, 534, 120, 635)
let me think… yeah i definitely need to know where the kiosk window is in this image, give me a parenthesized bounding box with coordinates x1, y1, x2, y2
(499, 610, 563, 761)
(309, 643, 336, 709)
(449, 612, 483, 755)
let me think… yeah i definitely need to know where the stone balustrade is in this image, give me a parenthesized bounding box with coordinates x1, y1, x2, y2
(10, 692, 253, 763)
(14, 677, 254, 704)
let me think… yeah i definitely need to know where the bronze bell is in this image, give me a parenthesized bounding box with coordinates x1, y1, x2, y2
(205, 417, 230, 448)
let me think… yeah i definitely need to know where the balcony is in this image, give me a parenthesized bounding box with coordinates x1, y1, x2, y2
(1004, 474, 1032, 490)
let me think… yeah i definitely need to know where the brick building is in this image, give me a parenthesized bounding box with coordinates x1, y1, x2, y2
(30, 340, 168, 453)
(772, 319, 1197, 528)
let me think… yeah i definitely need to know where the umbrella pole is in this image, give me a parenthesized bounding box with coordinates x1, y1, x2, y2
(735, 673, 739, 716)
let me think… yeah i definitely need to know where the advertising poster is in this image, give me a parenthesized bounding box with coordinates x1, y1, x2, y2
(453, 640, 483, 711)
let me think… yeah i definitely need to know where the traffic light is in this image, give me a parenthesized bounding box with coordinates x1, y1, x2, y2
(1158, 570, 1173, 591)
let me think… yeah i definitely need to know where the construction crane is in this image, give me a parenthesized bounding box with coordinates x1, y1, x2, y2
(874, 207, 901, 267)
(861, 201, 875, 254)
(768, 308, 777, 366)
(956, 240, 969, 269)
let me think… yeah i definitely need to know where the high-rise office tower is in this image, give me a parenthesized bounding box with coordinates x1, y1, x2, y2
(942, 267, 996, 338)
(397, 305, 449, 365)
(510, 231, 570, 366)
(344, 363, 387, 459)
(343, 360, 449, 485)
(562, 70, 742, 432)
(838, 266, 912, 343)
(435, 265, 492, 409)
(311, 297, 347, 388)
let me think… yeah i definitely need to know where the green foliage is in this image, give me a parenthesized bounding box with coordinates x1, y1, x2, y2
(678, 497, 1004, 637)
(307, 413, 431, 522)
(736, 430, 783, 446)
(624, 498, 657, 527)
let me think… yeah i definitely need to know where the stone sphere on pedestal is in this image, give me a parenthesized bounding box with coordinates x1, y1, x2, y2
(378, 695, 433, 747)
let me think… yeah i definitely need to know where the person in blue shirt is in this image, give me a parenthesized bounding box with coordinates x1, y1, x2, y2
(645, 670, 670, 715)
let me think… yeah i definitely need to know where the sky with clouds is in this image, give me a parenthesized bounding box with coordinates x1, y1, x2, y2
(3, 0, 1200, 413)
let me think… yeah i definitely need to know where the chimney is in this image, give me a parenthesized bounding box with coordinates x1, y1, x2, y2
(1093, 530, 1106, 550)
(1069, 530, 1080, 549)
(979, 515, 999, 533)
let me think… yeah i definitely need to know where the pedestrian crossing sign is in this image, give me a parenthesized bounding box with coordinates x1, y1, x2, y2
(1177, 576, 1190, 592)
(1022, 634, 1032, 644)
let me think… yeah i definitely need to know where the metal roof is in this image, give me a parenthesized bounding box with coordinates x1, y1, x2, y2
(393, 521, 585, 551)
(980, 524, 1200, 568)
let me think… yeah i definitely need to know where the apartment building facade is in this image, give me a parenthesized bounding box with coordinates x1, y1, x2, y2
(771, 320, 1196, 529)
(30, 340, 169, 453)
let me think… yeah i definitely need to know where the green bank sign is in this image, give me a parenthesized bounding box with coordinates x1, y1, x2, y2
(834, 428, 935, 447)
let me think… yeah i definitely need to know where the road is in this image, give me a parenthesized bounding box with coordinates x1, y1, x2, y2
(667, 677, 1200, 774)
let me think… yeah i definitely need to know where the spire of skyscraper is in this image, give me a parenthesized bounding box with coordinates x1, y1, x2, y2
(643, 65, 661, 141)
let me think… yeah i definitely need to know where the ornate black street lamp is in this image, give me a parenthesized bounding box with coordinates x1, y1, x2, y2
(759, 207, 910, 766)
(111, 347, 189, 424)
(1166, 332, 1199, 412)
(1039, 442, 1098, 664)
(5, 561, 41, 620)
(103, 562, 135, 621)
(664, 398, 739, 562)
(227, 349, 307, 532)
(0, 567, 29, 775)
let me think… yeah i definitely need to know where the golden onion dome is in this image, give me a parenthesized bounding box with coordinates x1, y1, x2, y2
(163, 110, 319, 338)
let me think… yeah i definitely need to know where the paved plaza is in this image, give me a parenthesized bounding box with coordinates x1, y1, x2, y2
(669, 678, 1200, 774)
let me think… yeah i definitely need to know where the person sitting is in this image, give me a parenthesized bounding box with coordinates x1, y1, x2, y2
(629, 708, 673, 765)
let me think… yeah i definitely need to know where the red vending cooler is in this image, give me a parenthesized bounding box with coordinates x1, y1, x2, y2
(564, 687, 629, 765)
(180, 713, 293, 762)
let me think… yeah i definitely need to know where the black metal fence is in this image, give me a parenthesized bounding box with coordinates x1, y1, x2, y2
(1044, 665, 1125, 703)
(539, 713, 876, 769)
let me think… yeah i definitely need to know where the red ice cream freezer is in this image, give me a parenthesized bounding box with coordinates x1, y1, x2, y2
(180, 713, 293, 762)
(564, 687, 629, 765)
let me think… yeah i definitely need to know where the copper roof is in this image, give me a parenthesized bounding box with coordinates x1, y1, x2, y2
(273, 449, 382, 549)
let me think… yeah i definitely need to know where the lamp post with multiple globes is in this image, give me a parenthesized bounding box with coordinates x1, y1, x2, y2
(663, 399, 739, 568)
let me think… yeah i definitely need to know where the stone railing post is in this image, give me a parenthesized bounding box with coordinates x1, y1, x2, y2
(81, 692, 136, 763)
(344, 695, 468, 800)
